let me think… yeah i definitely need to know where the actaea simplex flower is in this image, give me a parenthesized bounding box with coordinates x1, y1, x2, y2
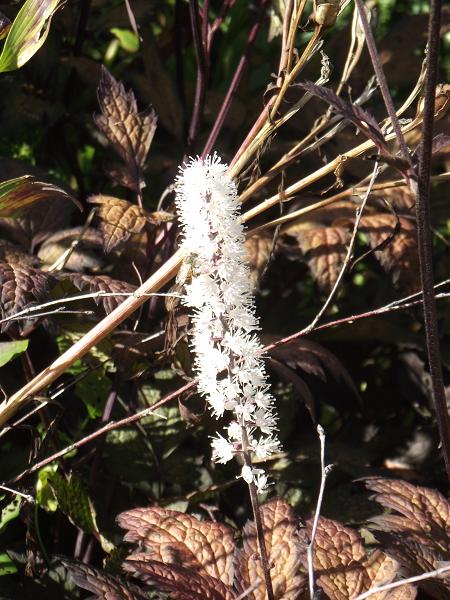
(175, 154, 281, 493)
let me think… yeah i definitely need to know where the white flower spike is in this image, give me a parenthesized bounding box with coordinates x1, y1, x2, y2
(175, 154, 281, 491)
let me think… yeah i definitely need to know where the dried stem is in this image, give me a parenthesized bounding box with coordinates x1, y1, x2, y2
(414, 0, 450, 482)
(187, 0, 208, 151)
(239, 116, 422, 223)
(354, 0, 410, 165)
(8, 283, 450, 485)
(0, 249, 183, 428)
(202, 0, 270, 158)
(307, 424, 333, 600)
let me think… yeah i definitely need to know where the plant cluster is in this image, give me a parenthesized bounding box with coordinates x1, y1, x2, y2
(0, 1, 449, 599)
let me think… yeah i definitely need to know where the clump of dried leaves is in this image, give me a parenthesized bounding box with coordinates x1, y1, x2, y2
(63, 478, 450, 600)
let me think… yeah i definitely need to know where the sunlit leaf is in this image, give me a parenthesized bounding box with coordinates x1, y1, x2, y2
(0, 496, 21, 533)
(0, 339, 28, 368)
(118, 506, 236, 587)
(111, 28, 139, 53)
(94, 67, 157, 193)
(0, 553, 17, 576)
(0, 175, 76, 218)
(0, 0, 62, 72)
(238, 498, 306, 600)
(63, 558, 147, 600)
(0, 247, 56, 333)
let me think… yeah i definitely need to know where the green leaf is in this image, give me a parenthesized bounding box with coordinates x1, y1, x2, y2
(0, 339, 28, 368)
(0, 176, 76, 218)
(36, 464, 58, 512)
(0, 553, 17, 576)
(0, 0, 61, 72)
(110, 28, 140, 53)
(48, 472, 98, 534)
(0, 496, 21, 533)
(75, 370, 111, 419)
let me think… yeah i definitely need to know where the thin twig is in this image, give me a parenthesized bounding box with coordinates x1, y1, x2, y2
(235, 577, 264, 600)
(0, 290, 180, 326)
(0, 484, 34, 503)
(0, 249, 183, 428)
(354, 565, 450, 600)
(414, 0, 450, 482)
(354, 0, 410, 165)
(8, 284, 450, 485)
(307, 424, 333, 600)
(7, 379, 195, 484)
(304, 162, 380, 333)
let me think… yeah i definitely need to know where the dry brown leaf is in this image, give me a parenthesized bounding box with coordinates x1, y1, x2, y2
(365, 478, 450, 553)
(360, 214, 419, 293)
(296, 226, 350, 293)
(89, 195, 147, 253)
(300, 517, 369, 600)
(0, 175, 78, 219)
(124, 558, 234, 600)
(363, 550, 417, 600)
(237, 498, 306, 600)
(117, 506, 236, 587)
(94, 67, 157, 193)
(245, 232, 274, 288)
(63, 558, 147, 600)
(63, 273, 137, 315)
(0, 248, 55, 332)
(376, 538, 450, 600)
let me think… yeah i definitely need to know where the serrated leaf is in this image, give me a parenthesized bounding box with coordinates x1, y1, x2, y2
(124, 558, 234, 600)
(300, 517, 369, 600)
(89, 195, 147, 253)
(63, 272, 137, 314)
(297, 226, 350, 292)
(0, 339, 28, 367)
(0, 175, 77, 218)
(117, 506, 236, 587)
(363, 550, 417, 600)
(62, 558, 147, 600)
(0, 0, 61, 72)
(0, 250, 55, 332)
(94, 67, 157, 192)
(376, 537, 450, 600)
(238, 498, 306, 600)
(48, 472, 98, 535)
(366, 478, 450, 553)
(360, 214, 420, 292)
